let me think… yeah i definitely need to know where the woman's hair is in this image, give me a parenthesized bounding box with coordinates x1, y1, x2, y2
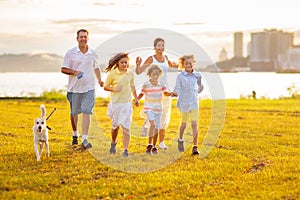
(146, 64, 162, 76)
(178, 54, 196, 69)
(105, 52, 129, 72)
(153, 38, 165, 47)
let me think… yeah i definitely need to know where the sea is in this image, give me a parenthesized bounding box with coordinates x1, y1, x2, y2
(0, 72, 299, 99)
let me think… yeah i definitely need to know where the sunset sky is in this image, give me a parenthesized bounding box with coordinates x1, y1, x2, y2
(1, 0, 299, 62)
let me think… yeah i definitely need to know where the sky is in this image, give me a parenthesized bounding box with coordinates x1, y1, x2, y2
(1, 0, 300, 62)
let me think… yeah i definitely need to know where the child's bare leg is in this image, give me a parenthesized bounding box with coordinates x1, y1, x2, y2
(152, 128, 159, 147)
(179, 123, 187, 140)
(191, 121, 198, 146)
(122, 127, 130, 150)
(148, 120, 155, 144)
(111, 127, 119, 144)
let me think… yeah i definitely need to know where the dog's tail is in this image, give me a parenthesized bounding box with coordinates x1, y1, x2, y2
(40, 104, 46, 118)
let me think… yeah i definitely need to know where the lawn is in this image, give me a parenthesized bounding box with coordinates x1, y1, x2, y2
(0, 98, 299, 199)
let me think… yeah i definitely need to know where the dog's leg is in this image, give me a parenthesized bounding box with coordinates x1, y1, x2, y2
(39, 142, 43, 158)
(45, 142, 50, 157)
(34, 142, 40, 161)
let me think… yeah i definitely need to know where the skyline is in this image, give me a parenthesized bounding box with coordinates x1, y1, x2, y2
(1, 0, 300, 62)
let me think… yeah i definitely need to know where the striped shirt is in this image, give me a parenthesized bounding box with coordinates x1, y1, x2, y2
(141, 80, 167, 113)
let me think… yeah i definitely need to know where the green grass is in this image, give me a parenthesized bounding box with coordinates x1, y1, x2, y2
(0, 98, 299, 199)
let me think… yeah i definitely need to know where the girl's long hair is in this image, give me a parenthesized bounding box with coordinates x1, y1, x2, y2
(105, 52, 129, 72)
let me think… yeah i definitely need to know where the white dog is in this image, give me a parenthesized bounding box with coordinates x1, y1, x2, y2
(33, 104, 49, 161)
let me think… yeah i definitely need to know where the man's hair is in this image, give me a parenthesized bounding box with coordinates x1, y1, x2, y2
(77, 29, 89, 38)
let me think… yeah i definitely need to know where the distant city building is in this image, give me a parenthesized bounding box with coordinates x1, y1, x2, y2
(234, 32, 243, 58)
(218, 48, 228, 62)
(249, 29, 294, 71)
(206, 29, 299, 73)
(278, 45, 300, 72)
(247, 42, 251, 58)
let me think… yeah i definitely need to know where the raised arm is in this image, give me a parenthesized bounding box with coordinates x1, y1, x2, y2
(165, 55, 178, 69)
(135, 56, 153, 74)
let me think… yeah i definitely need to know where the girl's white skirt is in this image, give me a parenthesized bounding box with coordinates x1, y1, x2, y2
(107, 102, 132, 130)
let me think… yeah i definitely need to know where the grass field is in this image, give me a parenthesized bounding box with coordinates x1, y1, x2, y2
(0, 98, 299, 199)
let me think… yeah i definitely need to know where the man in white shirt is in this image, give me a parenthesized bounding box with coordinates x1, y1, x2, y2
(61, 29, 103, 149)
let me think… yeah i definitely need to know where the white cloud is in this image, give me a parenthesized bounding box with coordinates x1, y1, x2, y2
(0, 0, 299, 61)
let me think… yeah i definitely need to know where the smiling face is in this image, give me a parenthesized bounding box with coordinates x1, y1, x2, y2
(183, 58, 194, 73)
(77, 31, 89, 48)
(154, 40, 165, 54)
(149, 69, 161, 82)
(117, 57, 129, 72)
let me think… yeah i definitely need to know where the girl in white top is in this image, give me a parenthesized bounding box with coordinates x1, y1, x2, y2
(136, 38, 178, 149)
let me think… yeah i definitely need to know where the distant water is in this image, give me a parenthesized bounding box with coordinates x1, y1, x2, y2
(0, 72, 299, 99)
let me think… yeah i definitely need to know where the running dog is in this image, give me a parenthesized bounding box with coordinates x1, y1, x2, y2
(32, 104, 49, 161)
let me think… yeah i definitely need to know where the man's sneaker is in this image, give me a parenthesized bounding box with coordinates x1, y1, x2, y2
(192, 146, 199, 155)
(159, 141, 168, 149)
(141, 126, 148, 137)
(146, 144, 153, 154)
(72, 136, 78, 145)
(178, 139, 184, 152)
(152, 146, 158, 154)
(122, 149, 129, 157)
(82, 139, 92, 149)
(110, 142, 117, 154)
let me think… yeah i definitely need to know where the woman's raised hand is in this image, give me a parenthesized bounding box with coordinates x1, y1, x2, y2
(136, 56, 142, 67)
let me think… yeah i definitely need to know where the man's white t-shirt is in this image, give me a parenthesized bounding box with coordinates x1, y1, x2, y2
(62, 46, 99, 93)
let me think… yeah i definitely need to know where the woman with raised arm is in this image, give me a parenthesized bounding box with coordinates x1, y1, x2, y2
(136, 38, 177, 150)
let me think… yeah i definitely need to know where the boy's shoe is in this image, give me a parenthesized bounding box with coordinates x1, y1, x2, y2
(110, 142, 117, 154)
(159, 141, 168, 149)
(152, 146, 158, 154)
(177, 139, 184, 152)
(122, 149, 129, 157)
(192, 146, 199, 155)
(82, 139, 92, 149)
(146, 144, 153, 154)
(141, 126, 148, 137)
(72, 136, 78, 145)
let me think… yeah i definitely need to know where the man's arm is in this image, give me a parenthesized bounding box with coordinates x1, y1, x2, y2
(94, 68, 104, 87)
(61, 67, 81, 76)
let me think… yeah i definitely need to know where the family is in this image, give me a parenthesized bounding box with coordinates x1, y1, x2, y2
(61, 29, 204, 157)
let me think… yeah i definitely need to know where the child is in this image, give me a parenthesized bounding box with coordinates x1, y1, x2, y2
(172, 55, 204, 155)
(104, 52, 139, 157)
(137, 64, 171, 154)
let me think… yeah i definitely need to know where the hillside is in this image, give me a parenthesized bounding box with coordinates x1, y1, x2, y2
(0, 53, 63, 72)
